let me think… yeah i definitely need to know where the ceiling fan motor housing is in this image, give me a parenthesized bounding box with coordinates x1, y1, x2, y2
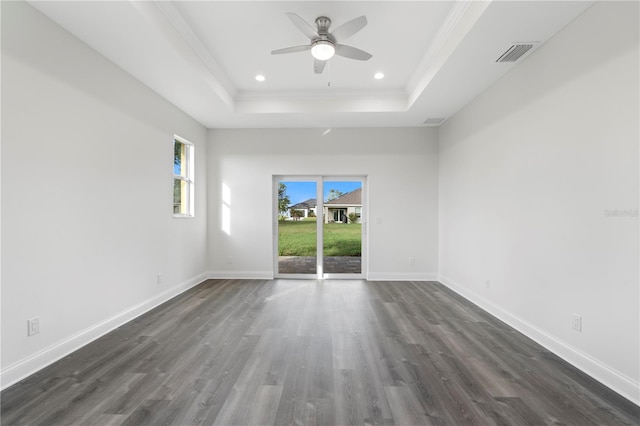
(312, 16, 336, 56)
(315, 16, 332, 36)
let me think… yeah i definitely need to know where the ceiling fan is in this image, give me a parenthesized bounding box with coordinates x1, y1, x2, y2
(271, 13, 373, 74)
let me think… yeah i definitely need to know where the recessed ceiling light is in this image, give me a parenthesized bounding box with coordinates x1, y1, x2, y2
(374, 72, 384, 80)
(255, 74, 266, 82)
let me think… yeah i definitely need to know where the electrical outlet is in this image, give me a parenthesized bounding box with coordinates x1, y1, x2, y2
(409, 258, 416, 266)
(157, 273, 162, 285)
(27, 318, 40, 336)
(485, 280, 491, 289)
(572, 314, 582, 332)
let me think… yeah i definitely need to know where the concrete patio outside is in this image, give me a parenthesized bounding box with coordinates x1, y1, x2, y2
(278, 256, 361, 274)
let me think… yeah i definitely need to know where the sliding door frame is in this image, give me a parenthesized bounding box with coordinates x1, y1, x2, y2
(273, 175, 367, 279)
(322, 176, 366, 280)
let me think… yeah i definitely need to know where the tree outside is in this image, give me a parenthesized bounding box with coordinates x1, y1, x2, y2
(290, 209, 304, 221)
(278, 183, 290, 220)
(326, 188, 344, 201)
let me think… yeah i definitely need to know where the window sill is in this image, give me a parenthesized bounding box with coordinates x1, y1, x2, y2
(173, 214, 195, 219)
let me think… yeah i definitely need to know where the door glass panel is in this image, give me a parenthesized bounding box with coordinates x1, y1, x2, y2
(323, 181, 363, 275)
(277, 180, 317, 275)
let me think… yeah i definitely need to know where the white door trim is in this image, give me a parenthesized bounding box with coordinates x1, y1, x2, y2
(273, 175, 367, 279)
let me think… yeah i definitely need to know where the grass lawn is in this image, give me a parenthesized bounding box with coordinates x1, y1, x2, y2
(278, 218, 361, 256)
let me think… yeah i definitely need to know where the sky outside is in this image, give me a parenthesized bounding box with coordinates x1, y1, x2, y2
(282, 181, 362, 205)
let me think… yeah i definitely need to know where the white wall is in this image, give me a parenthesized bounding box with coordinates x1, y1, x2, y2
(438, 1, 639, 404)
(1, 1, 208, 389)
(207, 128, 438, 280)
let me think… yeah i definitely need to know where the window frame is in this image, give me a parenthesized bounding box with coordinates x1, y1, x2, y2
(173, 135, 195, 218)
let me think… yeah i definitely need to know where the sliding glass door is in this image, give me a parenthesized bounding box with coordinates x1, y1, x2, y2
(274, 176, 365, 279)
(275, 178, 318, 277)
(322, 179, 363, 278)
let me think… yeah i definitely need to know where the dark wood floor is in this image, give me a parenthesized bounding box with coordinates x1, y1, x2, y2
(2, 279, 638, 425)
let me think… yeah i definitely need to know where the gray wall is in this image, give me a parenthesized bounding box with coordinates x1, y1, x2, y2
(438, 1, 639, 403)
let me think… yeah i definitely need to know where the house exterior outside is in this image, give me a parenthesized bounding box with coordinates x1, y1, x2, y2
(289, 198, 317, 219)
(323, 188, 362, 223)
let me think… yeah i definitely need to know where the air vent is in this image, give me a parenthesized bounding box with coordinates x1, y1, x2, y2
(423, 117, 446, 126)
(496, 44, 535, 63)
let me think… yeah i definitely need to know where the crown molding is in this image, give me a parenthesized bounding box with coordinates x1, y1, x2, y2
(235, 89, 408, 114)
(406, 0, 492, 107)
(131, 1, 236, 108)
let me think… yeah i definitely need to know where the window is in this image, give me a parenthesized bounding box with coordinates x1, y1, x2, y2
(173, 136, 194, 216)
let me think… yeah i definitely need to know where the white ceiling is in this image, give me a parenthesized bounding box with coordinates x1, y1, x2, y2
(29, 1, 595, 129)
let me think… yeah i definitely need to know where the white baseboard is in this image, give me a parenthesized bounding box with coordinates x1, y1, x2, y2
(438, 274, 640, 406)
(206, 270, 274, 280)
(206, 270, 440, 282)
(367, 272, 438, 281)
(1, 272, 208, 391)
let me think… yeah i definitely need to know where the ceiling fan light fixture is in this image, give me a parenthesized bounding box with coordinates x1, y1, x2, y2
(311, 40, 335, 61)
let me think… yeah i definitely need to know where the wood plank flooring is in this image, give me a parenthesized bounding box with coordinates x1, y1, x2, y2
(2, 279, 638, 425)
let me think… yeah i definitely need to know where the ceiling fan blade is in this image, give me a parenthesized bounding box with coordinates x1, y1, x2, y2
(335, 44, 372, 61)
(286, 12, 319, 40)
(314, 59, 327, 74)
(330, 15, 367, 42)
(271, 45, 311, 55)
